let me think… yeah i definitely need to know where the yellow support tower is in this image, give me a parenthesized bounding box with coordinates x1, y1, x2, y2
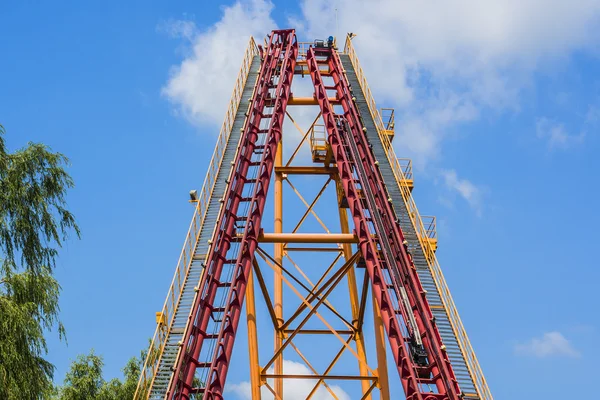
(135, 32, 493, 400)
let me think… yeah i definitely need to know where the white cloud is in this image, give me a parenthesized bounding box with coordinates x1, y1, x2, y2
(158, 18, 198, 41)
(515, 331, 580, 358)
(162, 0, 276, 126)
(226, 359, 351, 399)
(294, 0, 600, 162)
(441, 169, 483, 213)
(536, 104, 598, 149)
(535, 117, 585, 149)
(162, 0, 600, 163)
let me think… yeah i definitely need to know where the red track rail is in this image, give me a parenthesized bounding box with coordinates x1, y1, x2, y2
(307, 46, 462, 400)
(166, 29, 298, 400)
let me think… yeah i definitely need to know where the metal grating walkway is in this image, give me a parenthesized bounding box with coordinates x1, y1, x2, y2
(340, 54, 479, 399)
(148, 56, 261, 399)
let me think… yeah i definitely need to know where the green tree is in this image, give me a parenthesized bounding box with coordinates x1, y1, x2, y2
(55, 349, 144, 400)
(58, 351, 104, 400)
(55, 346, 204, 400)
(0, 125, 80, 399)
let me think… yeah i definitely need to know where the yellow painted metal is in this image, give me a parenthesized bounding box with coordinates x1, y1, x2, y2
(336, 182, 373, 399)
(379, 108, 395, 142)
(246, 268, 262, 399)
(155, 312, 166, 326)
(310, 123, 330, 163)
(289, 341, 345, 399)
(290, 178, 332, 234)
(134, 37, 259, 399)
(258, 250, 377, 377)
(285, 111, 322, 167)
(344, 35, 493, 400)
(372, 292, 391, 399)
(276, 166, 336, 175)
(398, 158, 414, 191)
(274, 140, 284, 398)
(285, 178, 331, 233)
(419, 216, 438, 254)
(257, 232, 357, 243)
(288, 96, 339, 105)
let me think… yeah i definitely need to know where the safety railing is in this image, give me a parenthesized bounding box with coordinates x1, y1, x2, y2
(310, 124, 328, 162)
(380, 108, 395, 131)
(343, 35, 493, 400)
(298, 41, 314, 58)
(398, 158, 413, 181)
(134, 37, 259, 399)
(420, 216, 437, 240)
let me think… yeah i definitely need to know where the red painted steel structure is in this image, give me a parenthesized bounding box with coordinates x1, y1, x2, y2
(306, 45, 462, 400)
(165, 29, 466, 400)
(165, 29, 298, 399)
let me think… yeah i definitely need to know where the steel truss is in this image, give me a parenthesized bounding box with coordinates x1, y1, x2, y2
(139, 28, 493, 400)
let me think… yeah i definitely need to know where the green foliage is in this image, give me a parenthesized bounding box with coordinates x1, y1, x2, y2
(55, 350, 144, 400)
(55, 346, 205, 400)
(58, 351, 104, 400)
(0, 126, 80, 399)
(0, 271, 63, 399)
(0, 125, 80, 276)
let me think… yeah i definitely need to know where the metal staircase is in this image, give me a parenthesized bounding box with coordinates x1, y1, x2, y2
(149, 57, 261, 398)
(134, 39, 261, 399)
(339, 52, 481, 399)
(166, 30, 298, 400)
(136, 31, 493, 400)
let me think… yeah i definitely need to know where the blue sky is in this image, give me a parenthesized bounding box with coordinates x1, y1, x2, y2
(1, 1, 600, 399)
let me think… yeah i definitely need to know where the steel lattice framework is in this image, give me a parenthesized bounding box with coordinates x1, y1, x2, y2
(135, 28, 493, 400)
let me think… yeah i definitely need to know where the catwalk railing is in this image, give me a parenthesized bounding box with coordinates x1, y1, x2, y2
(343, 35, 492, 400)
(166, 30, 298, 399)
(134, 37, 259, 399)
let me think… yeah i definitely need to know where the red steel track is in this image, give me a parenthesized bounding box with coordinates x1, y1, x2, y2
(166, 29, 298, 400)
(165, 29, 464, 400)
(306, 45, 462, 400)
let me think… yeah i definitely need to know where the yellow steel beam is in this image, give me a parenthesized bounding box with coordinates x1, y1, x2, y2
(259, 251, 378, 377)
(252, 259, 279, 329)
(285, 178, 331, 233)
(238, 232, 357, 243)
(275, 166, 336, 175)
(288, 96, 339, 105)
(285, 111, 322, 166)
(282, 252, 350, 330)
(337, 182, 373, 398)
(289, 342, 341, 400)
(372, 291, 391, 400)
(282, 329, 354, 335)
(285, 246, 343, 252)
(306, 338, 354, 399)
(262, 382, 282, 400)
(245, 268, 262, 400)
(360, 382, 378, 400)
(256, 248, 354, 330)
(274, 140, 284, 397)
(291, 177, 332, 233)
(260, 251, 377, 377)
(263, 374, 376, 381)
(259, 233, 357, 243)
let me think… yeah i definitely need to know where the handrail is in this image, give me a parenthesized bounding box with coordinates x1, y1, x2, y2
(134, 37, 259, 399)
(343, 34, 493, 400)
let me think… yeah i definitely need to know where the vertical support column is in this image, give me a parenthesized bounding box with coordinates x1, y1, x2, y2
(372, 293, 391, 400)
(246, 268, 262, 400)
(336, 181, 373, 399)
(274, 140, 284, 398)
